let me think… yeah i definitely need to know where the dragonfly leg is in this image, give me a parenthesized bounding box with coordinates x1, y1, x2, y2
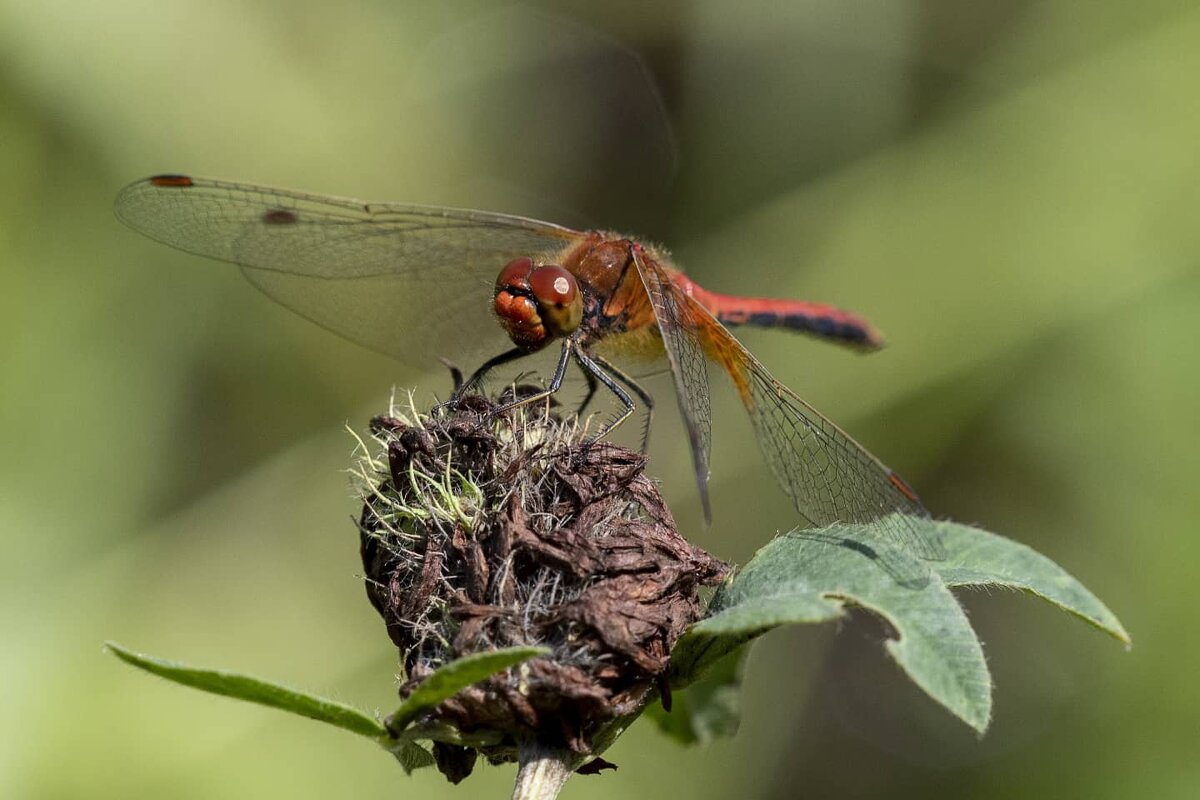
(453, 347, 531, 402)
(577, 365, 599, 417)
(491, 339, 573, 415)
(588, 353, 653, 453)
(438, 357, 465, 395)
(573, 348, 636, 444)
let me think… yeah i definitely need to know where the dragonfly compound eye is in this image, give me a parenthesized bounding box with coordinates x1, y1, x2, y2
(494, 257, 549, 348)
(529, 265, 583, 336)
(496, 257, 534, 291)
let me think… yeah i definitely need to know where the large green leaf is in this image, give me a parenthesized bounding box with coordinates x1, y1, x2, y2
(665, 519, 1128, 735)
(935, 524, 1130, 643)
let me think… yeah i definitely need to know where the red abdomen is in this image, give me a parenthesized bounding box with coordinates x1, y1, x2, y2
(674, 274, 884, 350)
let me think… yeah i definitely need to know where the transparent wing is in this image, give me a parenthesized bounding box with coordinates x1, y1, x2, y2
(114, 175, 583, 366)
(630, 246, 713, 521)
(683, 293, 944, 583)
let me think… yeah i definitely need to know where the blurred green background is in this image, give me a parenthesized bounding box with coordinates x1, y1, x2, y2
(2, 1, 1196, 797)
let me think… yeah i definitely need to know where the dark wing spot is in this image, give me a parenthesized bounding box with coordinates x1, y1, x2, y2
(261, 208, 299, 225)
(149, 174, 194, 187)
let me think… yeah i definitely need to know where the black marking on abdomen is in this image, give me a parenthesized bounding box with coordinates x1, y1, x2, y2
(722, 310, 871, 345)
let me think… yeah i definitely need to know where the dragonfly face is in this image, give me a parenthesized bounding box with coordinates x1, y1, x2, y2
(493, 257, 583, 350)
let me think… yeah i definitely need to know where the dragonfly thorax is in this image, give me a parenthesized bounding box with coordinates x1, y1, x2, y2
(494, 257, 583, 349)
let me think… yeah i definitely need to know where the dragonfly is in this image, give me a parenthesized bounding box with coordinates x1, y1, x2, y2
(114, 174, 943, 581)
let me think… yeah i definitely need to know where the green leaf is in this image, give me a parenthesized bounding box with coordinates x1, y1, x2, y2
(391, 721, 504, 749)
(693, 527, 991, 732)
(387, 646, 549, 732)
(647, 646, 746, 745)
(667, 518, 1128, 735)
(105, 641, 387, 739)
(391, 741, 436, 774)
(108, 641, 548, 776)
(934, 522, 1130, 644)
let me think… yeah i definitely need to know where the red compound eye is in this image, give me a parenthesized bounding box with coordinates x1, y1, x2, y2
(497, 257, 533, 291)
(529, 265, 578, 307)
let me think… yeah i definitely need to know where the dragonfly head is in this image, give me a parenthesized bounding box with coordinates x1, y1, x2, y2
(494, 257, 583, 349)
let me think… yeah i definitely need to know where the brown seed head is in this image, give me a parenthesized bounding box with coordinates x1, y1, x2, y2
(353, 393, 727, 780)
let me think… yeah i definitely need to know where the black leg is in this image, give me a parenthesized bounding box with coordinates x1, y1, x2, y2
(590, 353, 654, 453)
(454, 347, 530, 401)
(470, 339, 652, 454)
(577, 364, 600, 416)
(573, 348, 637, 443)
(438, 357, 464, 394)
(492, 339, 573, 414)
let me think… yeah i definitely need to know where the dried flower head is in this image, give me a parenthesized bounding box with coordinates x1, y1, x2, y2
(352, 390, 727, 781)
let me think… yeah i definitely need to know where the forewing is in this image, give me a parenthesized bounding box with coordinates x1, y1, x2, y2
(630, 247, 713, 521)
(114, 176, 582, 365)
(684, 294, 944, 583)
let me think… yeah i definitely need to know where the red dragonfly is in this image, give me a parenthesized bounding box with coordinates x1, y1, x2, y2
(115, 175, 943, 580)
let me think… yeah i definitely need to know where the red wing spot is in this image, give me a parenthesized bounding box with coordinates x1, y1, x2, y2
(262, 208, 299, 225)
(149, 174, 194, 187)
(888, 471, 922, 504)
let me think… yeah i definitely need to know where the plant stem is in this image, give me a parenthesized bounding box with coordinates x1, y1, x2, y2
(511, 741, 573, 800)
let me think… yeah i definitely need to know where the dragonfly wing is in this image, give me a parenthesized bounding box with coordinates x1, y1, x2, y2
(630, 247, 713, 521)
(114, 176, 583, 365)
(684, 293, 944, 583)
